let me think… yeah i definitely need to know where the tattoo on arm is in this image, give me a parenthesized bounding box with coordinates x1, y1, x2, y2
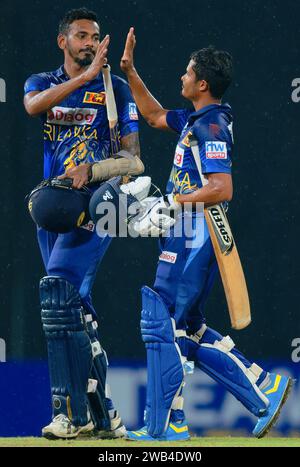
(120, 131, 141, 158)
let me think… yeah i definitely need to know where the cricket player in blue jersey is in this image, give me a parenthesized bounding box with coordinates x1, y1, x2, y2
(23, 9, 143, 439)
(120, 28, 293, 441)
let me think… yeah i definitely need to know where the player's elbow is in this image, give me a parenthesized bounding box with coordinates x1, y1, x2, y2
(218, 185, 233, 202)
(211, 182, 233, 203)
(147, 115, 160, 128)
(223, 185, 233, 202)
(23, 96, 41, 117)
(146, 109, 167, 129)
(224, 177, 233, 201)
(209, 174, 233, 203)
(24, 103, 40, 117)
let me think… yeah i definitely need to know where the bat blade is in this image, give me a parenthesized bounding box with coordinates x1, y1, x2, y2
(190, 138, 251, 330)
(102, 64, 121, 155)
(205, 205, 251, 330)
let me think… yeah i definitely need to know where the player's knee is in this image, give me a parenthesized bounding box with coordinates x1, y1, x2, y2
(44, 265, 82, 296)
(40, 276, 84, 332)
(153, 271, 179, 311)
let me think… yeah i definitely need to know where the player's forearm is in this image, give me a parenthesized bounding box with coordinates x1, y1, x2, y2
(176, 183, 233, 206)
(120, 131, 141, 158)
(125, 68, 165, 126)
(89, 150, 144, 183)
(24, 74, 88, 116)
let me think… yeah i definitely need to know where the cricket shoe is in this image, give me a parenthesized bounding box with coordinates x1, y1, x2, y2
(96, 410, 127, 439)
(252, 373, 293, 438)
(42, 413, 94, 440)
(126, 420, 190, 441)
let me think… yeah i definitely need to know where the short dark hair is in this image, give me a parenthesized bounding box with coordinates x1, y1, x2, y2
(190, 46, 233, 99)
(59, 7, 99, 34)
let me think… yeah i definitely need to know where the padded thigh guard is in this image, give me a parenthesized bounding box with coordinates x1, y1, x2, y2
(40, 276, 93, 427)
(141, 286, 184, 438)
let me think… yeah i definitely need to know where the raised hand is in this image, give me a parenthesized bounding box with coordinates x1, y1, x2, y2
(82, 35, 110, 82)
(120, 27, 136, 74)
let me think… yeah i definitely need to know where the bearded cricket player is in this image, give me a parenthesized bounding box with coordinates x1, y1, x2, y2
(24, 9, 143, 439)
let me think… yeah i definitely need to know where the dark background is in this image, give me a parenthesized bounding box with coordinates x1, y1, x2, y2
(0, 0, 299, 362)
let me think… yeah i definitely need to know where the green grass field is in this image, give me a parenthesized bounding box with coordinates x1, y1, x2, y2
(0, 436, 299, 447)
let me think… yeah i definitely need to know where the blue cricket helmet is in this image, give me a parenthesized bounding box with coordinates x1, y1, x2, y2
(27, 178, 91, 233)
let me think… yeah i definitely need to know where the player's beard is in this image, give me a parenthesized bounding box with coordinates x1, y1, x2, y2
(75, 52, 94, 67)
(67, 42, 95, 67)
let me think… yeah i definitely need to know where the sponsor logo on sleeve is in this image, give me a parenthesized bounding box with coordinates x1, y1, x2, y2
(129, 102, 138, 120)
(181, 131, 192, 147)
(47, 106, 97, 126)
(205, 141, 227, 159)
(83, 91, 106, 105)
(159, 251, 177, 264)
(173, 146, 184, 168)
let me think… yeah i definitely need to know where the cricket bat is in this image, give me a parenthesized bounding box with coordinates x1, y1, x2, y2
(102, 64, 131, 183)
(102, 64, 121, 155)
(190, 138, 251, 330)
(204, 205, 251, 330)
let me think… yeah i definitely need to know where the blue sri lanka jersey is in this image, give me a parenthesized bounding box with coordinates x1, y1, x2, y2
(24, 65, 139, 179)
(165, 104, 233, 194)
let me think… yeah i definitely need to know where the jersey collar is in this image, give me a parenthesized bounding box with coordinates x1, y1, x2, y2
(188, 103, 231, 123)
(57, 65, 81, 81)
(56, 65, 69, 79)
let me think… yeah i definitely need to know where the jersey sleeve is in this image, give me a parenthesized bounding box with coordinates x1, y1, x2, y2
(24, 73, 50, 95)
(193, 120, 232, 174)
(166, 109, 191, 133)
(114, 78, 139, 137)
